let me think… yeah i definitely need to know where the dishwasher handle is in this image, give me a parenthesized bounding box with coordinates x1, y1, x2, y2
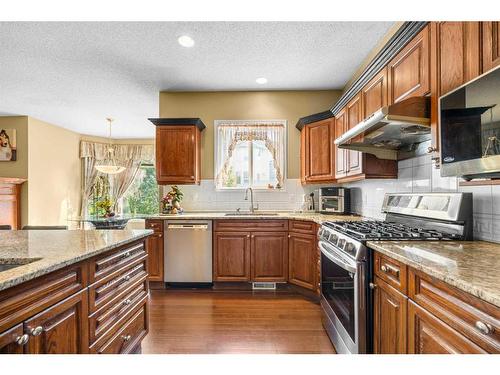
(167, 224, 209, 230)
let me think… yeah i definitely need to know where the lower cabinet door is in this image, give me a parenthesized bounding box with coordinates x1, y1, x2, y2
(24, 289, 89, 354)
(373, 277, 407, 354)
(407, 300, 487, 354)
(251, 232, 288, 282)
(146, 232, 164, 282)
(0, 324, 25, 354)
(288, 233, 317, 290)
(213, 232, 251, 281)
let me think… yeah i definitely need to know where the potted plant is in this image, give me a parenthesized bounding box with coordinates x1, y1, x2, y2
(161, 185, 184, 214)
(96, 197, 115, 218)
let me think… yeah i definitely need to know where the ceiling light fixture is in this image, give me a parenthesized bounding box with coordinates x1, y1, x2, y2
(256, 77, 268, 84)
(178, 35, 195, 48)
(95, 118, 126, 175)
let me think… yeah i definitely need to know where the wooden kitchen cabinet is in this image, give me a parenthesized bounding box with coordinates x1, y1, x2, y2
(483, 22, 500, 72)
(388, 25, 430, 104)
(213, 231, 251, 282)
(288, 232, 317, 291)
(145, 219, 164, 282)
(346, 93, 363, 176)
(373, 276, 407, 354)
(301, 118, 335, 183)
(25, 290, 89, 354)
(0, 324, 25, 354)
(408, 300, 486, 354)
(251, 232, 288, 282)
(149, 118, 205, 185)
(361, 67, 388, 119)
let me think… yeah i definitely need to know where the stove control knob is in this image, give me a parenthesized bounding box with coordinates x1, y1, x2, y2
(345, 242, 356, 255)
(337, 238, 345, 248)
(329, 233, 338, 243)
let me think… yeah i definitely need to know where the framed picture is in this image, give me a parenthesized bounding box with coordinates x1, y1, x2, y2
(0, 129, 17, 161)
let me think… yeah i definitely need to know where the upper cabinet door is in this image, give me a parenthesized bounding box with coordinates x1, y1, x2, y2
(482, 21, 500, 73)
(346, 93, 362, 176)
(334, 109, 347, 179)
(361, 67, 388, 119)
(156, 125, 200, 184)
(388, 25, 430, 104)
(304, 118, 335, 183)
(433, 22, 481, 96)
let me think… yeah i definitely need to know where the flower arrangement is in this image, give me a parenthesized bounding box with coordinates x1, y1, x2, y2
(161, 185, 184, 214)
(95, 197, 115, 217)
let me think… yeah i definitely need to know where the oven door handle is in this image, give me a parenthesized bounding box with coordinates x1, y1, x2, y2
(319, 241, 357, 274)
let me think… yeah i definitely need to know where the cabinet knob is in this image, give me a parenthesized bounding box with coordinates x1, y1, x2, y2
(121, 334, 132, 342)
(15, 334, 29, 346)
(251, 235, 255, 238)
(123, 275, 131, 282)
(475, 321, 493, 335)
(288, 234, 291, 238)
(247, 235, 250, 238)
(30, 326, 43, 336)
(158, 234, 162, 238)
(123, 299, 132, 306)
(123, 251, 131, 258)
(369, 282, 377, 290)
(381, 265, 388, 272)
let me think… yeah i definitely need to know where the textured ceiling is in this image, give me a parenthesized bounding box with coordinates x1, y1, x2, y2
(0, 22, 394, 138)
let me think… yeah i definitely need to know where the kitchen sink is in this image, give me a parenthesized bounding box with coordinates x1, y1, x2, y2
(224, 212, 280, 216)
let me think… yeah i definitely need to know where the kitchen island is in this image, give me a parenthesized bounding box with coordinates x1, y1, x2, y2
(0, 229, 153, 354)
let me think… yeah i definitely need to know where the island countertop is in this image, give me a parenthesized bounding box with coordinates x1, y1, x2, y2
(367, 240, 500, 308)
(0, 229, 153, 292)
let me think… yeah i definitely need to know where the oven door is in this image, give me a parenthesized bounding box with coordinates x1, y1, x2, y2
(320, 196, 344, 213)
(319, 240, 366, 354)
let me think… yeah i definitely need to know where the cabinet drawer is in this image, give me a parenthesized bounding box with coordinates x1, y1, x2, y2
(145, 219, 164, 233)
(408, 268, 500, 353)
(91, 301, 148, 354)
(289, 220, 317, 235)
(88, 256, 148, 314)
(374, 251, 407, 293)
(90, 241, 146, 283)
(88, 277, 148, 344)
(214, 220, 288, 232)
(0, 262, 87, 333)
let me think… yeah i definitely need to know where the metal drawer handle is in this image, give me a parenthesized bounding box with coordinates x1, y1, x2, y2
(381, 264, 399, 276)
(121, 334, 132, 342)
(123, 299, 132, 306)
(30, 326, 43, 336)
(475, 321, 493, 335)
(15, 334, 29, 346)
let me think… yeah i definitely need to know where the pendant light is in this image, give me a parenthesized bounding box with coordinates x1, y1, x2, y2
(95, 118, 126, 175)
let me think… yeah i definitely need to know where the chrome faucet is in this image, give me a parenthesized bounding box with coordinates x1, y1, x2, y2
(244, 187, 258, 213)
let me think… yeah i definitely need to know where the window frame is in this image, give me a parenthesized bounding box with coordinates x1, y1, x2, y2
(214, 119, 287, 191)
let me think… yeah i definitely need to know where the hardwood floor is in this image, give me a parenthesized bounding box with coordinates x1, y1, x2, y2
(142, 289, 335, 354)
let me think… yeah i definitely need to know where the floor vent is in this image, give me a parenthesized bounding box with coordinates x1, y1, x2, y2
(252, 282, 276, 290)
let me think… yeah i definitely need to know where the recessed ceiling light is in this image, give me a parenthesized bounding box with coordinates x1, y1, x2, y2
(256, 77, 268, 84)
(178, 35, 195, 48)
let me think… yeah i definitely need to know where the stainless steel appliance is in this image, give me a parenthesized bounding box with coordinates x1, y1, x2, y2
(334, 96, 431, 161)
(318, 192, 472, 353)
(440, 65, 500, 179)
(314, 187, 350, 214)
(164, 220, 212, 284)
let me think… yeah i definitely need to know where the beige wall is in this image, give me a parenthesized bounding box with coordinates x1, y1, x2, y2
(0, 116, 29, 225)
(159, 90, 342, 179)
(27, 117, 82, 226)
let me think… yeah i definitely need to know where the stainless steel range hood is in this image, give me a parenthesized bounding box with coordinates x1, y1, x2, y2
(334, 97, 431, 160)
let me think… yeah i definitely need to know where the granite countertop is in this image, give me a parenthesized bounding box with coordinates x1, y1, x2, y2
(141, 211, 364, 224)
(0, 229, 153, 292)
(367, 240, 500, 308)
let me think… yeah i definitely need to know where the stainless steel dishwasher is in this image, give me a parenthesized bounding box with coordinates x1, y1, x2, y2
(164, 220, 212, 284)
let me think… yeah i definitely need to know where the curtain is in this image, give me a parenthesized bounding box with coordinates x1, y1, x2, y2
(79, 141, 154, 216)
(215, 121, 286, 188)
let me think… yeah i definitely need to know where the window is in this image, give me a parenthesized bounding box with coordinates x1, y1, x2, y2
(87, 164, 159, 216)
(214, 120, 286, 190)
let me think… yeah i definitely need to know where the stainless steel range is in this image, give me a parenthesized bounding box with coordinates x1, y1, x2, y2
(318, 192, 473, 354)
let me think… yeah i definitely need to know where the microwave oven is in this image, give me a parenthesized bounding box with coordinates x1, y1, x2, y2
(314, 187, 350, 214)
(440, 65, 500, 179)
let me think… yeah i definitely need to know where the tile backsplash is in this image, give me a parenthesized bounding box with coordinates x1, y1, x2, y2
(165, 154, 499, 243)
